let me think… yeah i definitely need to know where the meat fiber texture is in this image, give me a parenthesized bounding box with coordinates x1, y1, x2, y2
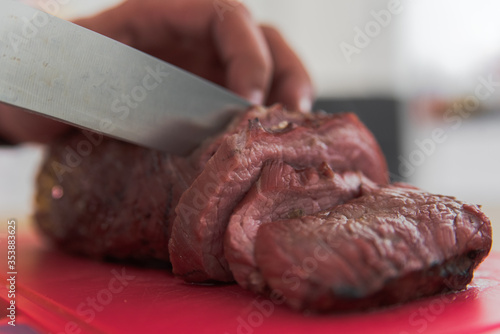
(34, 105, 492, 312)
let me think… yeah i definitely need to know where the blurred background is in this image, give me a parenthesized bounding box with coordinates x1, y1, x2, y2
(1, 0, 499, 248)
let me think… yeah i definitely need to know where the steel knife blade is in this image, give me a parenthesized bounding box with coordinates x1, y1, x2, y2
(0, 0, 250, 155)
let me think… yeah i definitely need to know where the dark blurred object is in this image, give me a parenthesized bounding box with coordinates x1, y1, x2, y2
(314, 98, 401, 181)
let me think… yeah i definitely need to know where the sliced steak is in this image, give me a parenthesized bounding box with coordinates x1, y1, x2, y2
(253, 184, 492, 311)
(33, 104, 492, 313)
(225, 160, 364, 292)
(169, 112, 388, 282)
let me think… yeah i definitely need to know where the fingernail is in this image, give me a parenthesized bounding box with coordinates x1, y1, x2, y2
(299, 95, 312, 113)
(246, 89, 264, 105)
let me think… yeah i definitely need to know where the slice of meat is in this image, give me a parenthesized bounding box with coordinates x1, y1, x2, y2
(169, 112, 388, 282)
(224, 161, 364, 292)
(253, 184, 492, 311)
(166, 105, 317, 236)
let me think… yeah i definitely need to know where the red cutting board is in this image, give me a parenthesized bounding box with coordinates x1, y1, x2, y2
(1, 227, 499, 334)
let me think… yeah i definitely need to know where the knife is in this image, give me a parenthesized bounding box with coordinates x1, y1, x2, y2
(0, 0, 251, 155)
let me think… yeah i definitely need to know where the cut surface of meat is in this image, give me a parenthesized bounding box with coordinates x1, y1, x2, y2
(224, 161, 364, 292)
(169, 111, 388, 282)
(253, 183, 492, 311)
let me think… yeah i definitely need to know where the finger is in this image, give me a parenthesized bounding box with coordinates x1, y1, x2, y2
(72, 4, 134, 47)
(261, 25, 314, 112)
(212, 5, 273, 104)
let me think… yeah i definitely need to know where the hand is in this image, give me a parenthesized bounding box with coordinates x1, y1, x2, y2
(0, 0, 313, 144)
